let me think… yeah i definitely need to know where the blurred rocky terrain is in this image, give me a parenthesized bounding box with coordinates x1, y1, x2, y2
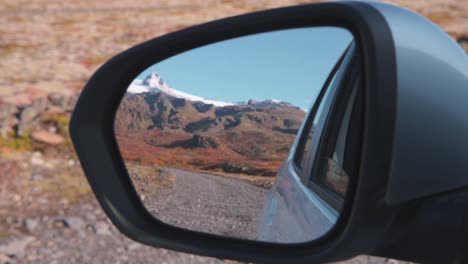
(0, 0, 466, 263)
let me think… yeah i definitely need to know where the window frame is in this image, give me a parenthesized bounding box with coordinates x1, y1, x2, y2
(314, 70, 361, 196)
(307, 44, 363, 211)
(292, 44, 351, 175)
(293, 42, 361, 211)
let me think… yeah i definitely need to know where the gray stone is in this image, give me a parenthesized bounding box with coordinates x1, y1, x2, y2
(0, 103, 15, 121)
(94, 222, 111, 236)
(31, 97, 48, 112)
(97, 240, 107, 247)
(30, 174, 43, 181)
(0, 253, 13, 264)
(0, 236, 35, 258)
(16, 97, 51, 136)
(64, 96, 77, 112)
(23, 218, 40, 232)
(48, 126, 57, 134)
(47, 93, 65, 107)
(5, 217, 14, 225)
(0, 103, 18, 138)
(84, 212, 96, 222)
(47, 93, 76, 112)
(67, 159, 75, 167)
(57, 217, 85, 230)
(30, 152, 44, 167)
(126, 242, 140, 251)
(18, 106, 39, 135)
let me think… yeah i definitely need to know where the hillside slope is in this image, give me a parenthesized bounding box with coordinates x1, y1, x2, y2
(115, 89, 305, 176)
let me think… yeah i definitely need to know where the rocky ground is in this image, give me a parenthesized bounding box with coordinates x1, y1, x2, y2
(0, 0, 466, 263)
(0, 199, 239, 264)
(0, 198, 411, 264)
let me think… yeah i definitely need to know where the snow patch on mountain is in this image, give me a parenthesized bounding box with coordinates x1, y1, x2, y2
(128, 72, 305, 110)
(127, 72, 233, 107)
(247, 99, 292, 107)
(127, 79, 149, 93)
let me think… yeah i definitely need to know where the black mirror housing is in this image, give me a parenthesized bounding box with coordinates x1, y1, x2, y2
(70, 1, 468, 263)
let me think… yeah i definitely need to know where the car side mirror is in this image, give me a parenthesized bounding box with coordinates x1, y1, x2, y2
(70, 1, 468, 263)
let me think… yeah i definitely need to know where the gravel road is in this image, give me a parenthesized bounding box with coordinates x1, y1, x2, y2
(143, 168, 269, 241)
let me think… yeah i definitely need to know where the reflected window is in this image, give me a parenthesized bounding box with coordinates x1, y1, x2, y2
(316, 60, 360, 197)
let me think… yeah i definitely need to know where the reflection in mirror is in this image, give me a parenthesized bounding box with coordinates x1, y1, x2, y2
(115, 27, 354, 244)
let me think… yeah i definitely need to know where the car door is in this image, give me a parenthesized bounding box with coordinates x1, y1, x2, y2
(258, 41, 362, 243)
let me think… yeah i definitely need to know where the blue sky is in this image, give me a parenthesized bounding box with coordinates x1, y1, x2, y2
(136, 27, 352, 109)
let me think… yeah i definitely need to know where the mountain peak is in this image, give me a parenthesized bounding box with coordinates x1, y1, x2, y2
(127, 72, 234, 107)
(141, 72, 174, 94)
(127, 72, 301, 110)
(142, 72, 164, 88)
(247, 99, 291, 107)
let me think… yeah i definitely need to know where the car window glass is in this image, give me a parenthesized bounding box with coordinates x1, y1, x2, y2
(294, 42, 352, 172)
(297, 76, 336, 169)
(318, 78, 359, 196)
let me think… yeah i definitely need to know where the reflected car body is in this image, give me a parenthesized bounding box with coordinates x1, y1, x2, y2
(258, 162, 338, 243)
(257, 41, 358, 243)
(258, 1, 468, 244)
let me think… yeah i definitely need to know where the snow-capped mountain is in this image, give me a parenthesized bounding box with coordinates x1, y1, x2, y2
(127, 72, 234, 107)
(127, 72, 304, 110)
(247, 99, 293, 108)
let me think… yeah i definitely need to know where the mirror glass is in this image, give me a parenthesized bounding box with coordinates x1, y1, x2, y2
(115, 27, 355, 244)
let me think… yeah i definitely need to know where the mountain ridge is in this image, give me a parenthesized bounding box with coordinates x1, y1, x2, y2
(115, 72, 306, 176)
(127, 72, 300, 109)
(115, 91, 304, 133)
(115, 90, 305, 176)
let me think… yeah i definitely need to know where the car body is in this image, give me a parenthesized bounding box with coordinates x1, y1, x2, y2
(258, 42, 358, 243)
(258, 2, 468, 245)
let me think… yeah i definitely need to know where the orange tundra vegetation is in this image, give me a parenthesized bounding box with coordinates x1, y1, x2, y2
(115, 92, 305, 177)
